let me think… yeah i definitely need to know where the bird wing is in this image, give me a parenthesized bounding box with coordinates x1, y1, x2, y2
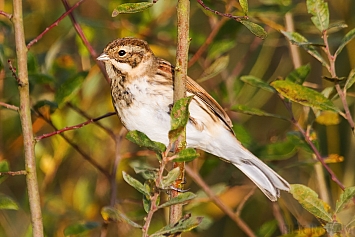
(186, 76, 234, 134)
(157, 58, 234, 133)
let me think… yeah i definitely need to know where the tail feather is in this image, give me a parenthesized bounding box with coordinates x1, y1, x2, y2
(233, 158, 290, 201)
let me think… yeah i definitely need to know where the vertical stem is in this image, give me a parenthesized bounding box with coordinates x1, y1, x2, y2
(322, 30, 355, 134)
(285, 12, 301, 69)
(12, 0, 44, 236)
(170, 0, 190, 226)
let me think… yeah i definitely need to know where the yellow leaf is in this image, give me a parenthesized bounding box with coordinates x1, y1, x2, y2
(324, 154, 344, 163)
(316, 111, 340, 125)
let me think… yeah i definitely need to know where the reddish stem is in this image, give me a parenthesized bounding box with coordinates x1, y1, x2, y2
(196, 0, 248, 21)
(0, 170, 27, 176)
(0, 10, 12, 19)
(26, 0, 85, 49)
(61, 0, 110, 83)
(35, 112, 115, 141)
(0, 101, 19, 111)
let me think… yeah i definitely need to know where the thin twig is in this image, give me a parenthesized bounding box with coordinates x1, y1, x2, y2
(67, 103, 116, 140)
(35, 110, 111, 179)
(281, 100, 345, 190)
(26, 0, 85, 49)
(8, 60, 22, 86)
(110, 128, 126, 206)
(185, 165, 256, 237)
(0, 101, 19, 111)
(0, 170, 27, 176)
(293, 120, 345, 190)
(196, 0, 248, 22)
(322, 30, 355, 134)
(141, 145, 171, 237)
(142, 192, 159, 237)
(0, 10, 12, 19)
(61, 0, 110, 84)
(235, 187, 256, 217)
(188, 13, 230, 67)
(35, 112, 116, 141)
(272, 203, 287, 235)
(285, 12, 302, 69)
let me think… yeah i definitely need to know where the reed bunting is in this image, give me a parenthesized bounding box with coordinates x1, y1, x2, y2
(97, 37, 290, 201)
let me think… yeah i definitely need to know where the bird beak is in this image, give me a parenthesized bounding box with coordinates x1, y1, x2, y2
(97, 53, 110, 61)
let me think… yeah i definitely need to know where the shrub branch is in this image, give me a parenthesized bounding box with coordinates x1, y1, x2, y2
(12, 0, 44, 235)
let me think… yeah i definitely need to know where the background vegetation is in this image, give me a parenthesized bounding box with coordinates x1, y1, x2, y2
(0, 0, 355, 236)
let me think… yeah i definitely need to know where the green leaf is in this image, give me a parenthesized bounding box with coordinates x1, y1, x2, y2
(150, 214, 203, 237)
(232, 104, 288, 120)
(33, 100, 58, 114)
(239, 0, 248, 15)
(281, 31, 329, 68)
(259, 139, 298, 161)
(345, 68, 355, 91)
(55, 71, 88, 107)
(240, 75, 275, 93)
(101, 206, 142, 228)
(327, 21, 348, 32)
(130, 161, 158, 180)
(161, 167, 180, 189)
(271, 80, 339, 112)
(143, 194, 151, 213)
(335, 28, 355, 57)
(122, 171, 149, 196)
(306, 0, 329, 32)
(207, 40, 236, 60)
(240, 20, 267, 39)
(335, 186, 355, 213)
(29, 73, 54, 85)
(290, 184, 333, 222)
(324, 222, 342, 235)
(0, 194, 19, 210)
(126, 130, 166, 154)
(158, 192, 196, 209)
(169, 96, 193, 142)
(0, 160, 9, 184)
(64, 222, 99, 236)
(112, 2, 154, 17)
(286, 64, 311, 84)
(257, 220, 278, 237)
(198, 55, 229, 82)
(172, 148, 199, 162)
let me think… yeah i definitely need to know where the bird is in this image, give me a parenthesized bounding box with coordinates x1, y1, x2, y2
(97, 37, 290, 201)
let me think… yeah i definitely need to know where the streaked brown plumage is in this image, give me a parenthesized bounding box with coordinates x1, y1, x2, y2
(97, 37, 290, 201)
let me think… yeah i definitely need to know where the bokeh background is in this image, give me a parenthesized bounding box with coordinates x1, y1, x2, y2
(0, 0, 355, 236)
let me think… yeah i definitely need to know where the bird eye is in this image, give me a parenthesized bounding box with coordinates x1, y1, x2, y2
(118, 50, 126, 57)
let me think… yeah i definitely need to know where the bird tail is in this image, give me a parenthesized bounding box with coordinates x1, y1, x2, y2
(232, 156, 290, 201)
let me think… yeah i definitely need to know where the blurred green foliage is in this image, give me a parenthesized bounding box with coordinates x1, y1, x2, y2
(1, 0, 355, 236)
